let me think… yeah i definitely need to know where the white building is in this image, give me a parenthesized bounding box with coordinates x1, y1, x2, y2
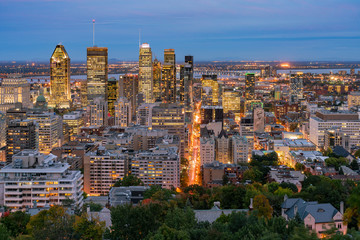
(232, 135, 249, 164)
(0, 150, 83, 209)
(131, 147, 180, 189)
(114, 97, 132, 127)
(309, 110, 360, 149)
(200, 137, 215, 166)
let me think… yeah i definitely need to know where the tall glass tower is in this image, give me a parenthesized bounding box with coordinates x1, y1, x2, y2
(49, 45, 71, 108)
(161, 49, 176, 103)
(245, 73, 255, 100)
(139, 43, 153, 103)
(87, 47, 108, 103)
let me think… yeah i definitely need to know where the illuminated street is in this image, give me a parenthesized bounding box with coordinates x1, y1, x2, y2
(188, 101, 201, 185)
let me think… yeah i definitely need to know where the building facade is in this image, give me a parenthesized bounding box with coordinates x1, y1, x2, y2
(6, 119, 38, 163)
(139, 43, 153, 103)
(0, 150, 83, 209)
(87, 47, 108, 103)
(0, 76, 31, 112)
(49, 45, 71, 108)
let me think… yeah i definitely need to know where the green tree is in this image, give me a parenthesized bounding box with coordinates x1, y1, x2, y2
(295, 163, 305, 171)
(113, 174, 144, 187)
(222, 174, 229, 186)
(73, 214, 105, 240)
(325, 157, 348, 171)
(83, 202, 103, 212)
(0, 224, 10, 240)
(253, 194, 273, 220)
(143, 185, 174, 202)
(0, 211, 30, 237)
(107, 203, 167, 240)
(350, 159, 359, 170)
(26, 205, 74, 240)
(344, 185, 360, 228)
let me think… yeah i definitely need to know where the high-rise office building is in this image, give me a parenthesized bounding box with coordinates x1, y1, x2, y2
(89, 97, 108, 127)
(49, 45, 71, 109)
(6, 119, 38, 163)
(107, 77, 119, 116)
(27, 111, 63, 154)
(114, 97, 132, 127)
(201, 75, 219, 106)
(151, 103, 185, 158)
(290, 73, 304, 103)
(153, 58, 162, 101)
(180, 56, 194, 122)
(139, 43, 153, 103)
(222, 88, 241, 122)
(245, 73, 255, 100)
(0, 76, 31, 112)
(87, 47, 108, 103)
(119, 74, 138, 120)
(161, 49, 176, 103)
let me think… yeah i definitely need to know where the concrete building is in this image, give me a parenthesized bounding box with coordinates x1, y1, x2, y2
(114, 97, 132, 127)
(136, 103, 158, 127)
(216, 130, 230, 164)
(0, 150, 83, 209)
(6, 119, 38, 163)
(232, 135, 249, 164)
(63, 111, 84, 136)
(84, 147, 129, 196)
(89, 97, 108, 127)
(240, 116, 254, 157)
(151, 103, 185, 158)
(131, 147, 180, 189)
(27, 111, 63, 154)
(309, 110, 360, 149)
(0, 76, 31, 112)
(200, 137, 215, 166)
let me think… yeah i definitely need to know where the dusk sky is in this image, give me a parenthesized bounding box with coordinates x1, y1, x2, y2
(1, 0, 360, 62)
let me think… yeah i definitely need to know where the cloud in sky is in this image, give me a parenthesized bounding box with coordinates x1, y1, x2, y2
(0, 0, 359, 61)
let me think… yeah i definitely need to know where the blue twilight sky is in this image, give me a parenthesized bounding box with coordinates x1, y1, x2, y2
(0, 0, 360, 62)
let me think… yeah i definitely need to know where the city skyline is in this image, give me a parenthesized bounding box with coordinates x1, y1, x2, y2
(1, 0, 360, 61)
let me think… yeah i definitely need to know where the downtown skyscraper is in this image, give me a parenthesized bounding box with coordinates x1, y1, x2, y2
(180, 55, 194, 122)
(139, 43, 153, 103)
(87, 47, 108, 103)
(245, 73, 255, 100)
(49, 45, 71, 108)
(161, 49, 176, 103)
(289, 73, 304, 103)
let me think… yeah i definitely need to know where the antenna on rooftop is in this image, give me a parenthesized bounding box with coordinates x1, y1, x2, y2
(139, 29, 141, 49)
(92, 19, 95, 47)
